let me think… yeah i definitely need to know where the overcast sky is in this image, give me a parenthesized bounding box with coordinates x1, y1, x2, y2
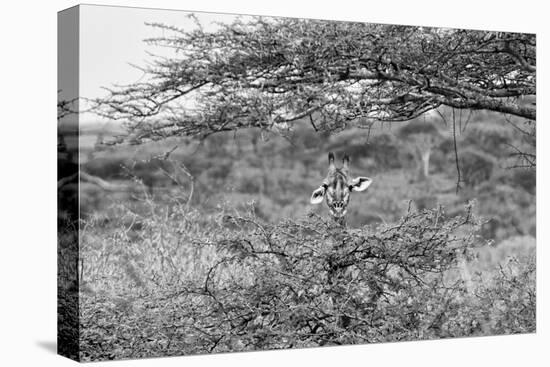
(79, 4, 239, 123)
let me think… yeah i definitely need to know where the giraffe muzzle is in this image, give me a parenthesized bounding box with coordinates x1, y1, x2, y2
(333, 201, 345, 209)
(331, 202, 347, 217)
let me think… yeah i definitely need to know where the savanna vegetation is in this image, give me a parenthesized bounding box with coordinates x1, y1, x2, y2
(59, 16, 536, 361)
(75, 110, 535, 360)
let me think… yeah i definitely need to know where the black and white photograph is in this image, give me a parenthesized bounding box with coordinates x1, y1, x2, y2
(55, 2, 538, 363)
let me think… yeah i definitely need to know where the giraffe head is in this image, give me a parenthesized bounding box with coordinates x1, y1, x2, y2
(310, 152, 372, 222)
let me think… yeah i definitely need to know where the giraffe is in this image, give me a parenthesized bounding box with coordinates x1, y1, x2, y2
(310, 152, 373, 226)
(309, 152, 373, 330)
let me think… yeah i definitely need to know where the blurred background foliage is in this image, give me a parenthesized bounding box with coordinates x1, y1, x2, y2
(81, 107, 535, 241)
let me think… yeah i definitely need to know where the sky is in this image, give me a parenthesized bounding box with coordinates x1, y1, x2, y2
(79, 4, 239, 123)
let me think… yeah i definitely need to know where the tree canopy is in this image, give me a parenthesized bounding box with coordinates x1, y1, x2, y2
(96, 16, 536, 143)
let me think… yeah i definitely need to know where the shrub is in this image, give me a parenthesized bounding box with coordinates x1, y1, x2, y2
(327, 130, 403, 170)
(184, 205, 481, 350)
(462, 122, 513, 156)
(78, 190, 535, 361)
(474, 182, 535, 240)
(84, 156, 128, 179)
(398, 119, 441, 137)
(459, 148, 496, 187)
(509, 168, 536, 195)
(469, 256, 536, 335)
(79, 201, 503, 360)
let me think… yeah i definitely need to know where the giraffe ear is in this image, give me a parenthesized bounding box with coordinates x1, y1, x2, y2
(349, 177, 372, 192)
(310, 186, 326, 204)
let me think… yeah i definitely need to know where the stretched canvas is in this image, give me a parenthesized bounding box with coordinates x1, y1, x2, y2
(58, 4, 536, 362)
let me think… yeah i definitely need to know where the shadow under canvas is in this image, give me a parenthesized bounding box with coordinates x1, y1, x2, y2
(36, 340, 57, 355)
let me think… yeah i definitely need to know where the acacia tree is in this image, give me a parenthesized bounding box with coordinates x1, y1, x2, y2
(96, 16, 535, 143)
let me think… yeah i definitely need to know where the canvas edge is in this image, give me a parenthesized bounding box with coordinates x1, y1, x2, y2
(58, 5, 81, 362)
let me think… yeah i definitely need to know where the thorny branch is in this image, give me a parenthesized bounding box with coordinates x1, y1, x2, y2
(169, 202, 483, 351)
(93, 19, 535, 143)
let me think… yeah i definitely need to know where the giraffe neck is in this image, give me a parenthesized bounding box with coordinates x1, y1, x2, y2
(333, 215, 347, 227)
